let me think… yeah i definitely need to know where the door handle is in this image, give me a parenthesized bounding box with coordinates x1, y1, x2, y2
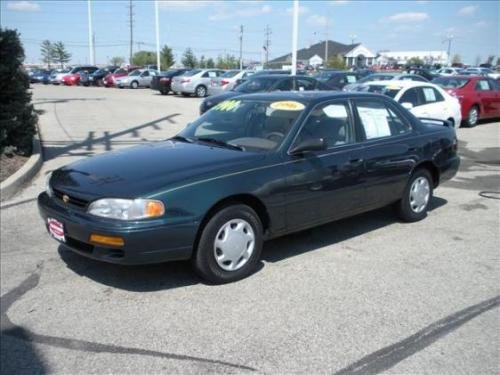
(347, 158, 364, 167)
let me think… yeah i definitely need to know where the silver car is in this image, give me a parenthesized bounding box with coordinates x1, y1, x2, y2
(50, 68, 71, 85)
(171, 69, 225, 97)
(116, 69, 158, 89)
(207, 70, 255, 96)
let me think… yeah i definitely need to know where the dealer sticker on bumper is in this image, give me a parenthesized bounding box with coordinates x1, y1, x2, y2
(47, 218, 65, 242)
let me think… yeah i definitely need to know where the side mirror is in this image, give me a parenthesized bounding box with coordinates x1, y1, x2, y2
(289, 138, 326, 155)
(401, 102, 414, 110)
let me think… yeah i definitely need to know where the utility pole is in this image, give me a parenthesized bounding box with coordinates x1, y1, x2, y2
(155, 0, 160, 71)
(324, 19, 330, 64)
(264, 25, 271, 67)
(239, 25, 244, 70)
(92, 33, 96, 65)
(349, 34, 357, 45)
(291, 0, 299, 75)
(444, 34, 454, 66)
(87, 0, 94, 65)
(129, 0, 134, 64)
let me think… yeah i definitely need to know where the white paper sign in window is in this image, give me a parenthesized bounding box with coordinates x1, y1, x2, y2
(423, 88, 437, 102)
(358, 106, 391, 139)
(208, 72, 217, 78)
(346, 75, 357, 83)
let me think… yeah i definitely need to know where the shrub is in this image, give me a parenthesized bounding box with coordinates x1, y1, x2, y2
(0, 28, 37, 155)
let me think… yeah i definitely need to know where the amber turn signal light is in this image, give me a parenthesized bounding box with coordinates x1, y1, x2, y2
(90, 234, 125, 247)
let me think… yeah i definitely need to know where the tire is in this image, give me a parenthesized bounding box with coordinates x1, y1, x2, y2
(395, 169, 433, 222)
(195, 85, 207, 97)
(160, 90, 167, 95)
(465, 105, 479, 128)
(194, 204, 263, 284)
(130, 81, 139, 89)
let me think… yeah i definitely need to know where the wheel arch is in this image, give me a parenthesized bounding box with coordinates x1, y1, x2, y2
(412, 161, 440, 188)
(193, 194, 271, 253)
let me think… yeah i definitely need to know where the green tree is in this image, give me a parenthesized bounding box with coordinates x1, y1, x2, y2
(406, 56, 424, 67)
(206, 57, 215, 68)
(0, 28, 37, 155)
(181, 48, 197, 68)
(131, 50, 156, 66)
(198, 55, 206, 68)
(326, 54, 346, 69)
(216, 54, 238, 69)
(451, 54, 461, 65)
(52, 41, 71, 68)
(40, 40, 54, 68)
(110, 56, 125, 66)
(160, 45, 174, 69)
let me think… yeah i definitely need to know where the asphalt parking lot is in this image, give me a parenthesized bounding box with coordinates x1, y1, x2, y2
(1, 85, 499, 374)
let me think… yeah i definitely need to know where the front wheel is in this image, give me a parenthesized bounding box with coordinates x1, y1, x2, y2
(130, 81, 139, 89)
(194, 205, 263, 284)
(395, 169, 433, 222)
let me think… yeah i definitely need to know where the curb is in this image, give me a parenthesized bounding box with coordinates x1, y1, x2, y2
(0, 132, 43, 201)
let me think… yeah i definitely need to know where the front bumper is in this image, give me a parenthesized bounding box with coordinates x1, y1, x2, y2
(38, 192, 196, 265)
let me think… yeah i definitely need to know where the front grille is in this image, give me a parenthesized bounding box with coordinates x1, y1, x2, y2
(53, 189, 89, 208)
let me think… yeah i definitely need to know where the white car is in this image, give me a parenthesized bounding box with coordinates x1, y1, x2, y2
(463, 67, 500, 79)
(207, 70, 255, 96)
(354, 81, 462, 128)
(171, 69, 226, 97)
(436, 67, 462, 76)
(115, 69, 158, 89)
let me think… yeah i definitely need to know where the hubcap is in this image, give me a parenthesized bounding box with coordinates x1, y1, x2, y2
(409, 177, 430, 213)
(469, 108, 478, 125)
(213, 219, 255, 272)
(197, 87, 206, 96)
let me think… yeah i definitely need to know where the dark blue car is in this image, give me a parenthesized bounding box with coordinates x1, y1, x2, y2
(39, 92, 459, 283)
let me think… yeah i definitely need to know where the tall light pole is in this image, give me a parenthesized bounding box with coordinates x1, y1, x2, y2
(155, 0, 160, 70)
(291, 0, 299, 75)
(239, 25, 244, 70)
(87, 0, 94, 65)
(444, 34, 454, 66)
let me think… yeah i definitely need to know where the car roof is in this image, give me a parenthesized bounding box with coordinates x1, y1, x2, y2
(227, 91, 385, 104)
(361, 80, 436, 88)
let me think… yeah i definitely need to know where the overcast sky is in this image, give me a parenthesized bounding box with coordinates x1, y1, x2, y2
(1, 0, 498, 66)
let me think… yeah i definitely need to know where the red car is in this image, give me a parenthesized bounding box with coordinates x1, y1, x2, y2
(103, 66, 140, 87)
(62, 66, 98, 86)
(433, 75, 500, 127)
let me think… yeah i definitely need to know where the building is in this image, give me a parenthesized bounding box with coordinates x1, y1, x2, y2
(269, 40, 376, 68)
(376, 51, 448, 66)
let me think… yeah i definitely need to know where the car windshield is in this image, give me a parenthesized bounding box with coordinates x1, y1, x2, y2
(358, 74, 395, 83)
(234, 77, 280, 93)
(315, 71, 337, 80)
(182, 69, 202, 77)
(114, 68, 126, 74)
(94, 69, 107, 75)
(221, 71, 240, 78)
(178, 99, 305, 152)
(432, 77, 469, 89)
(129, 70, 141, 76)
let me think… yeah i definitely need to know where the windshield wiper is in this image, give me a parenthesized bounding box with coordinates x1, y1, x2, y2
(196, 137, 244, 151)
(170, 135, 194, 143)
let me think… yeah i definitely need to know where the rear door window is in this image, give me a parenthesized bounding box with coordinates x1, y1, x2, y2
(475, 80, 491, 91)
(355, 99, 412, 140)
(420, 87, 444, 103)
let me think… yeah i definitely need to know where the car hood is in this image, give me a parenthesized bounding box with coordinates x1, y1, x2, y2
(50, 140, 265, 201)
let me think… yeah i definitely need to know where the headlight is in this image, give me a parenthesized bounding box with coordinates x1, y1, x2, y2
(46, 171, 53, 197)
(88, 198, 165, 220)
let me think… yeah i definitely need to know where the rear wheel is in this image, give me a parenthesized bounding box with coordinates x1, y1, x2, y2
(160, 90, 168, 95)
(395, 169, 433, 222)
(195, 85, 207, 97)
(194, 205, 263, 284)
(465, 105, 479, 127)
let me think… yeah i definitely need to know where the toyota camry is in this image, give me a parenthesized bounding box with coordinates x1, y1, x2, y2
(39, 92, 459, 283)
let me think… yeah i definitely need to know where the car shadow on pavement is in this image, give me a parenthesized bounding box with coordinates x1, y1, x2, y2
(57, 197, 446, 291)
(33, 98, 105, 105)
(262, 196, 448, 263)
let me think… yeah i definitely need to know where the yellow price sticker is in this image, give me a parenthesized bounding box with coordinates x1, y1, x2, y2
(269, 101, 305, 111)
(213, 100, 241, 112)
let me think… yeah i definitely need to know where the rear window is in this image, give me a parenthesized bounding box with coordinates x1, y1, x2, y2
(358, 75, 394, 83)
(432, 77, 469, 89)
(356, 85, 401, 99)
(221, 71, 240, 78)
